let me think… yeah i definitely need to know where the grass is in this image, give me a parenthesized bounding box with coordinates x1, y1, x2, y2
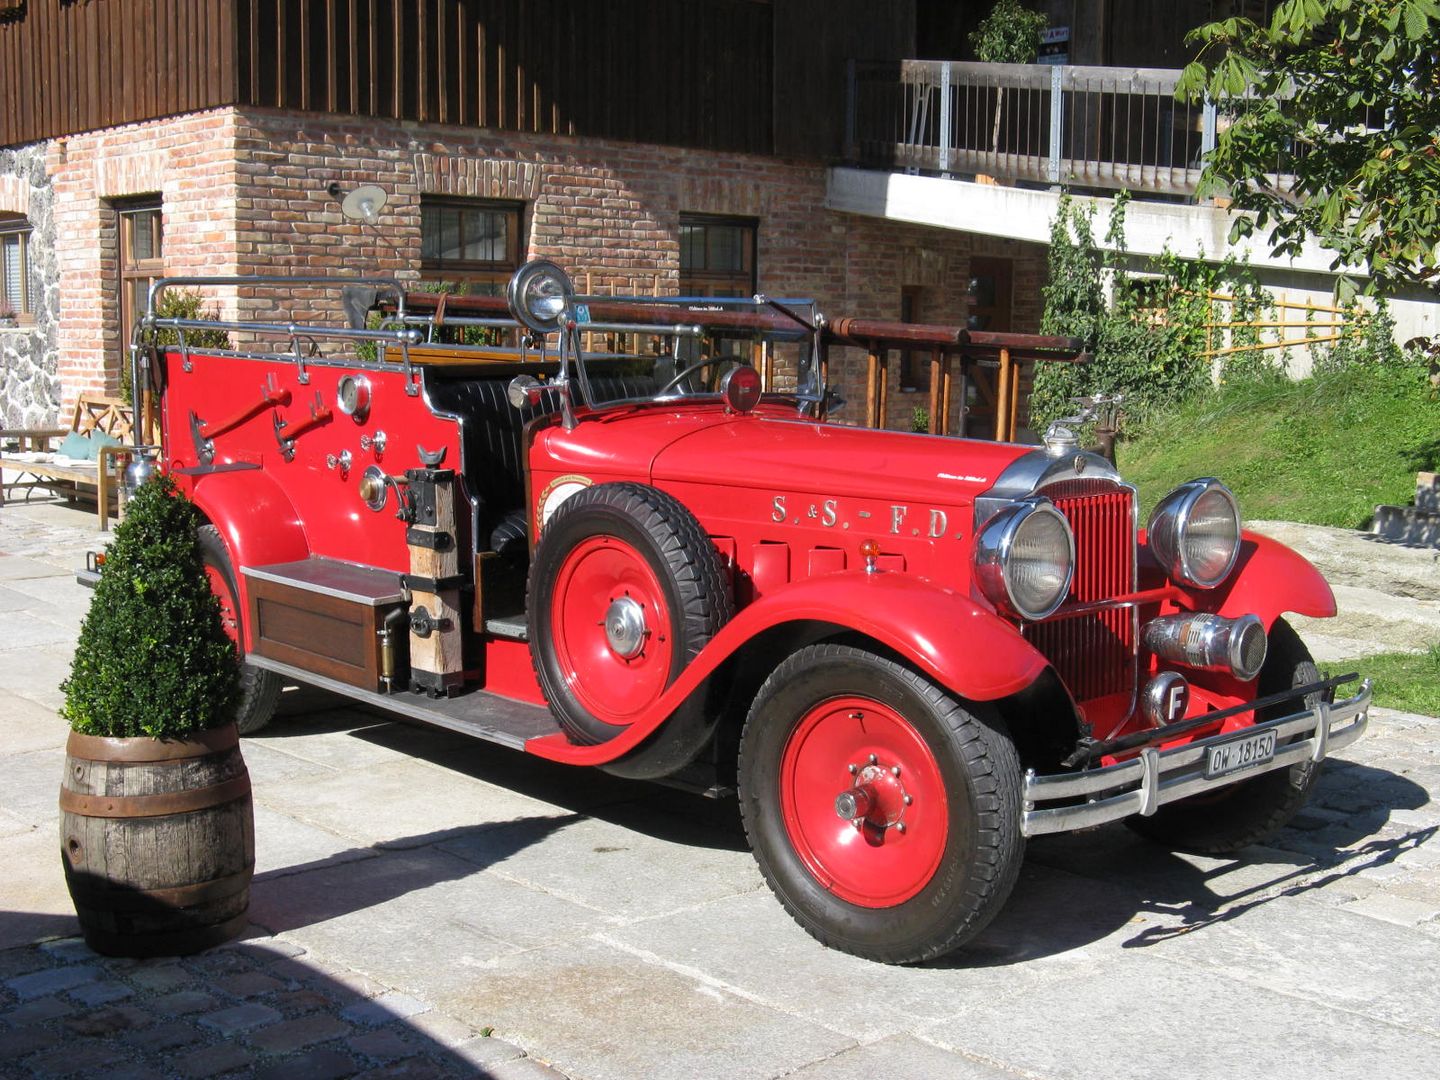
(1116, 361, 1440, 527)
(1331, 645, 1440, 716)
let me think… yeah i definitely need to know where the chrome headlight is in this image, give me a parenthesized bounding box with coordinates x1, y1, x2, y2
(506, 259, 574, 334)
(974, 500, 1075, 621)
(1148, 479, 1241, 589)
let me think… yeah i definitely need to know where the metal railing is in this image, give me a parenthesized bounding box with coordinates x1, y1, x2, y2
(845, 60, 1220, 197)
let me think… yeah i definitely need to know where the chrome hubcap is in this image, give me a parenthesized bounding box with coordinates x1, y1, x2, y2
(604, 596, 647, 658)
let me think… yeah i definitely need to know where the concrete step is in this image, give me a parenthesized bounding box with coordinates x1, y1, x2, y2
(1417, 471, 1439, 512)
(1371, 503, 1440, 548)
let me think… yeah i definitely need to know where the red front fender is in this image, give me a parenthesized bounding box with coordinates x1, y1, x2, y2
(1213, 531, 1336, 627)
(190, 471, 309, 649)
(526, 571, 1049, 765)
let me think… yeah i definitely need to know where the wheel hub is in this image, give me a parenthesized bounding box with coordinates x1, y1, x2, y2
(604, 596, 647, 658)
(834, 760, 911, 830)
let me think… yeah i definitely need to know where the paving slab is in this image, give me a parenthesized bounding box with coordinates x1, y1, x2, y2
(785, 1035, 1017, 1080)
(435, 938, 856, 1080)
(0, 692, 68, 754)
(435, 809, 763, 920)
(919, 950, 1440, 1080)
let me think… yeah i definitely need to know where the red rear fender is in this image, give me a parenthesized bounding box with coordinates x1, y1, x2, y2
(191, 471, 309, 645)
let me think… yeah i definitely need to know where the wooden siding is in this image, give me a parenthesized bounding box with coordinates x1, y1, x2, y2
(236, 0, 775, 154)
(773, 0, 914, 159)
(3, 1, 915, 159)
(0, 0, 238, 148)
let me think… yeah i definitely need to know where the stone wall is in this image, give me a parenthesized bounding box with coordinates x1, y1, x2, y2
(0, 143, 60, 428)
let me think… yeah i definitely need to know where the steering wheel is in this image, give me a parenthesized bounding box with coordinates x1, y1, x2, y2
(657, 356, 740, 396)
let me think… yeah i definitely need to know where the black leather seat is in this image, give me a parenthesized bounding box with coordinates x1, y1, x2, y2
(426, 366, 658, 558)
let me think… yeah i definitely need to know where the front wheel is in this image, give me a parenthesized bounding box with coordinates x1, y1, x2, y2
(1127, 617, 1323, 854)
(199, 525, 281, 735)
(738, 644, 1024, 964)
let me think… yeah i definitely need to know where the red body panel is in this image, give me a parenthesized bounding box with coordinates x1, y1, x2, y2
(526, 570, 1050, 765)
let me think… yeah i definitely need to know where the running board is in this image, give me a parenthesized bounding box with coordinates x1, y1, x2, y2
(246, 654, 563, 750)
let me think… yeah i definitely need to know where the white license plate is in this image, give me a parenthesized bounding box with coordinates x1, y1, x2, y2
(1204, 729, 1277, 779)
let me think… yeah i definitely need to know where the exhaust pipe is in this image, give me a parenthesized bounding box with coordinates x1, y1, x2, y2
(1142, 613, 1267, 681)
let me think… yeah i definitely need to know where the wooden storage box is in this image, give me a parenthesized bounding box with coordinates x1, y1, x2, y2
(243, 558, 407, 691)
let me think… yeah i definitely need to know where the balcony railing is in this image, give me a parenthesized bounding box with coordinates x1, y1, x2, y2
(844, 60, 1220, 197)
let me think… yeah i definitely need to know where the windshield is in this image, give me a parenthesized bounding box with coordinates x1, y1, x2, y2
(565, 296, 822, 411)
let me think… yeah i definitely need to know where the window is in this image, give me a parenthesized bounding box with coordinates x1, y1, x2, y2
(0, 214, 33, 322)
(118, 200, 164, 350)
(679, 214, 757, 298)
(420, 198, 524, 296)
(899, 286, 928, 392)
(965, 257, 1013, 332)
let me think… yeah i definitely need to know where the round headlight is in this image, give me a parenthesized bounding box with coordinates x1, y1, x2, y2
(506, 259, 574, 334)
(1147, 478, 1241, 589)
(974, 500, 1075, 621)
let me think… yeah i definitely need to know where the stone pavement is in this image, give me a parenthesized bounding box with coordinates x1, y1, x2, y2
(3, 498, 1440, 1080)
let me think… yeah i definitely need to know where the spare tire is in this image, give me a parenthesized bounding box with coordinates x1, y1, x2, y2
(527, 482, 732, 776)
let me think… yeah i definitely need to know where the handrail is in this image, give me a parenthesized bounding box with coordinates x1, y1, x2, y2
(846, 58, 1222, 196)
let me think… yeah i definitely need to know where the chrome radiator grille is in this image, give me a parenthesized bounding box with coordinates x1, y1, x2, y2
(1023, 480, 1136, 702)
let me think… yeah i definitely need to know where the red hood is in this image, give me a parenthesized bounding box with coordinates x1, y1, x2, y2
(650, 413, 1030, 506)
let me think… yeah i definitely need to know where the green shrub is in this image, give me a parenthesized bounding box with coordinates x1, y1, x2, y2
(124, 289, 232, 404)
(61, 477, 239, 738)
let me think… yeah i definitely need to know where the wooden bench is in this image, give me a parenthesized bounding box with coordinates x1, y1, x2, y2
(0, 395, 136, 530)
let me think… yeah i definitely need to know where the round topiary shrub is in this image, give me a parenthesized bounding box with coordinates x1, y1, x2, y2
(61, 475, 239, 738)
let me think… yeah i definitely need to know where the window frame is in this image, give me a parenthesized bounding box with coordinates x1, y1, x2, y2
(0, 214, 34, 324)
(117, 198, 164, 350)
(419, 196, 526, 295)
(678, 213, 758, 299)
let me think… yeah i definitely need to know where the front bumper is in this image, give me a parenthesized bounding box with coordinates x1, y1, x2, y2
(1021, 679, 1372, 837)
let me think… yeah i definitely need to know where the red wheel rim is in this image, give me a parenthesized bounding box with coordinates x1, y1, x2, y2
(779, 697, 949, 907)
(204, 564, 241, 649)
(550, 535, 674, 725)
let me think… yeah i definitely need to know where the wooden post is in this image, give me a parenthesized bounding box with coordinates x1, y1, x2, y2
(1008, 356, 1022, 443)
(995, 347, 1013, 442)
(928, 348, 944, 435)
(866, 347, 882, 428)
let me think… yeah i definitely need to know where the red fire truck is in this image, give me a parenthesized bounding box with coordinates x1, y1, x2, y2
(128, 260, 1369, 963)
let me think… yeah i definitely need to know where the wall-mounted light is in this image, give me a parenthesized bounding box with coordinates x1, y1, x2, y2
(327, 182, 389, 225)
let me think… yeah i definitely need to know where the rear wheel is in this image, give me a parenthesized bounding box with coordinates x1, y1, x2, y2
(739, 644, 1024, 964)
(199, 525, 281, 736)
(1128, 618, 1322, 854)
(527, 483, 731, 778)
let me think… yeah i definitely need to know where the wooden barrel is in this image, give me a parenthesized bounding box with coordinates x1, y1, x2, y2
(59, 724, 254, 957)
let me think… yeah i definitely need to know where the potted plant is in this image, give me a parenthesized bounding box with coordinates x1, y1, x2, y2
(0, 303, 17, 328)
(59, 475, 253, 957)
(969, 0, 1047, 185)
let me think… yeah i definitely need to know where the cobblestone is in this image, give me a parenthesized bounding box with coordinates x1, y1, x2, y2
(197, 1000, 281, 1035)
(253, 1047, 359, 1080)
(6, 964, 101, 1000)
(246, 1012, 351, 1054)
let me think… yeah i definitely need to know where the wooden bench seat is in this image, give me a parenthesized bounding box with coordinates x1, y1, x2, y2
(0, 395, 136, 530)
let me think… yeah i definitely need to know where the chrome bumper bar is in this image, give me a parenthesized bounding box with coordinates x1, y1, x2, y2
(1021, 679, 1372, 837)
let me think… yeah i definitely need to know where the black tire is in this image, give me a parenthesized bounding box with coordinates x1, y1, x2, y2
(527, 483, 731, 773)
(1127, 618, 1322, 854)
(738, 644, 1025, 964)
(198, 525, 282, 736)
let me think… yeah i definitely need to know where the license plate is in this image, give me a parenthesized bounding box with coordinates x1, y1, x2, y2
(1204, 729, 1277, 779)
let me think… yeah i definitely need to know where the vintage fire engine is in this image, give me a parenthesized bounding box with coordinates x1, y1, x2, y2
(127, 260, 1369, 963)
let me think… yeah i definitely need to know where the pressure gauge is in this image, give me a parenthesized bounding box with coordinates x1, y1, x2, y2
(336, 374, 371, 422)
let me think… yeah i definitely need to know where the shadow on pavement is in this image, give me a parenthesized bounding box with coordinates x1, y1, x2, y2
(932, 760, 1432, 968)
(0, 928, 555, 1077)
(249, 817, 583, 935)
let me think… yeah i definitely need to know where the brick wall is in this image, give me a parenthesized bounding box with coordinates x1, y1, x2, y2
(28, 105, 1049, 427)
(46, 109, 241, 407)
